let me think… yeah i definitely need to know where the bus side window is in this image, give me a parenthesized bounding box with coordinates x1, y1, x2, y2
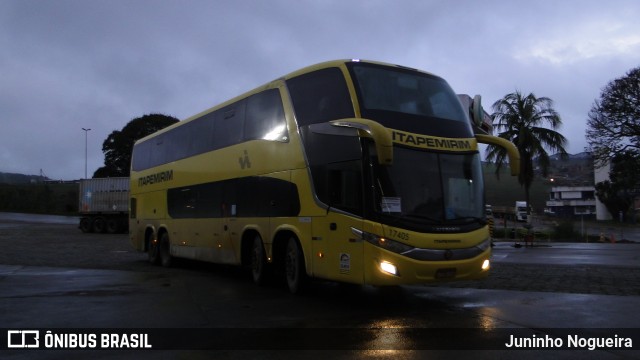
(327, 162, 363, 216)
(286, 67, 354, 126)
(302, 125, 363, 216)
(149, 133, 169, 170)
(186, 113, 215, 158)
(245, 89, 287, 142)
(213, 101, 245, 148)
(131, 140, 152, 171)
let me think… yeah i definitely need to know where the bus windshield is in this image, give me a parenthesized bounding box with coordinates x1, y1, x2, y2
(348, 62, 473, 138)
(371, 146, 485, 231)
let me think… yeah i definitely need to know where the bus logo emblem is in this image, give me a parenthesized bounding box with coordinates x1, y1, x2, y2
(339, 253, 351, 273)
(239, 150, 251, 169)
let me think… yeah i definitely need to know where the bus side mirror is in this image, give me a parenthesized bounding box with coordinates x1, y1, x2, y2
(475, 134, 520, 176)
(457, 94, 492, 135)
(471, 95, 484, 129)
(330, 118, 393, 165)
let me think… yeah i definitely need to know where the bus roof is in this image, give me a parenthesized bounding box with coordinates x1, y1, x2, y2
(134, 59, 440, 145)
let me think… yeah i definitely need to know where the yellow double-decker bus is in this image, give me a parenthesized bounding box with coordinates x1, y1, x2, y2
(129, 59, 519, 293)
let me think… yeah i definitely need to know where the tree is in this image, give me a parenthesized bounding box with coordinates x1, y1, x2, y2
(595, 151, 640, 221)
(586, 67, 640, 166)
(94, 114, 179, 177)
(485, 91, 568, 214)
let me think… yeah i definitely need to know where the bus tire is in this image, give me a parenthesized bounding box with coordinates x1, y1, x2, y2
(251, 234, 270, 285)
(159, 232, 172, 268)
(93, 217, 107, 233)
(148, 234, 160, 265)
(285, 236, 306, 294)
(79, 217, 93, 233)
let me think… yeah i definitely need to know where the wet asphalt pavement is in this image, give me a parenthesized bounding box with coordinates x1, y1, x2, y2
(442, 242, 640, 296)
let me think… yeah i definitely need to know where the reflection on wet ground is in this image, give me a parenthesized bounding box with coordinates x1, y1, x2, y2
(0, 212, 78, 225)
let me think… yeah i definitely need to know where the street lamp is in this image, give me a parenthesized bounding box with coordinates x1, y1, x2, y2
(82, 128, 91, 179)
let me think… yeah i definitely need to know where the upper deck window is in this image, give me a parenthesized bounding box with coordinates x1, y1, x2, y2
(132, 88, 286, 171)
(347, 62, 473, 138)
(286, 67, 355, 126)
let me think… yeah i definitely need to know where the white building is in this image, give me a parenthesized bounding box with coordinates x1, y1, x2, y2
(546, 186, 596, 218)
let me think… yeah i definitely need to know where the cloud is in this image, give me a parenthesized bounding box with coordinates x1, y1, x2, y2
(515, 22, 640, 65)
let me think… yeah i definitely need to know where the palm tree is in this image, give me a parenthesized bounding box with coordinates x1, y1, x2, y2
(485, 91, 568, 217)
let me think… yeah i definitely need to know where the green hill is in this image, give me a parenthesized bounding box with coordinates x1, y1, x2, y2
(0, 171, 45, 184)
(0, 172, 78, 214)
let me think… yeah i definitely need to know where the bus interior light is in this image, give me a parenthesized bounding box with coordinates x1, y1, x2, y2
(380, 261, 397, 276)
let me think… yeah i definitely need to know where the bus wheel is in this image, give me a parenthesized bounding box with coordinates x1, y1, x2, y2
(79, 217, 93, 233)
(159, 232, 172, 268)
(285, 237, 306, 294)
(148, 236, 160, 265)
(251, 234, 269, 285)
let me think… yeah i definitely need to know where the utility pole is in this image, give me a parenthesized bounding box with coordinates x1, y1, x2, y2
(82, 128, 91, 179)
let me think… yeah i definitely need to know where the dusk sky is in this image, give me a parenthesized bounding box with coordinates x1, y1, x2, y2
(2, 0, 639, 180)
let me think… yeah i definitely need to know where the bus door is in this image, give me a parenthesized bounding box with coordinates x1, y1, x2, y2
(218, 180, 241, 264)
(309, 158, 365, 284)
(303, 123, 367, 283)
(216, 202, 239, 264)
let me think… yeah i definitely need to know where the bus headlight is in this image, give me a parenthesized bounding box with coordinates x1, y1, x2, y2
(351, 227, 414, 254)
(380, 261, 398, 275)
(482, 259, 490, 270)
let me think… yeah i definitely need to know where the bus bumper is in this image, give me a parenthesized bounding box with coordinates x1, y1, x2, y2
(363, 242, 491, 286)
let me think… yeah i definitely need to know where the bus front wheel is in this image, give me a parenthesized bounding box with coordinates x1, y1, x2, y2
(285, 237, 306, 294)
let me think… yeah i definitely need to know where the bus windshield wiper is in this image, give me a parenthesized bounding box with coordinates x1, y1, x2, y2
(401, 214, 441, 224)
(445, 216, 486, 225)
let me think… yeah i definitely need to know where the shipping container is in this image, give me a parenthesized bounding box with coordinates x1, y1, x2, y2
(78, 177, 129, 233)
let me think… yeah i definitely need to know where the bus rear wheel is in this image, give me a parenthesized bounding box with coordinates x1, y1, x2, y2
(285, 237, 306, 294)
(251, 234, 270, 285)
(148, 236, 160, 265)
(159, 232, 172, 268)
